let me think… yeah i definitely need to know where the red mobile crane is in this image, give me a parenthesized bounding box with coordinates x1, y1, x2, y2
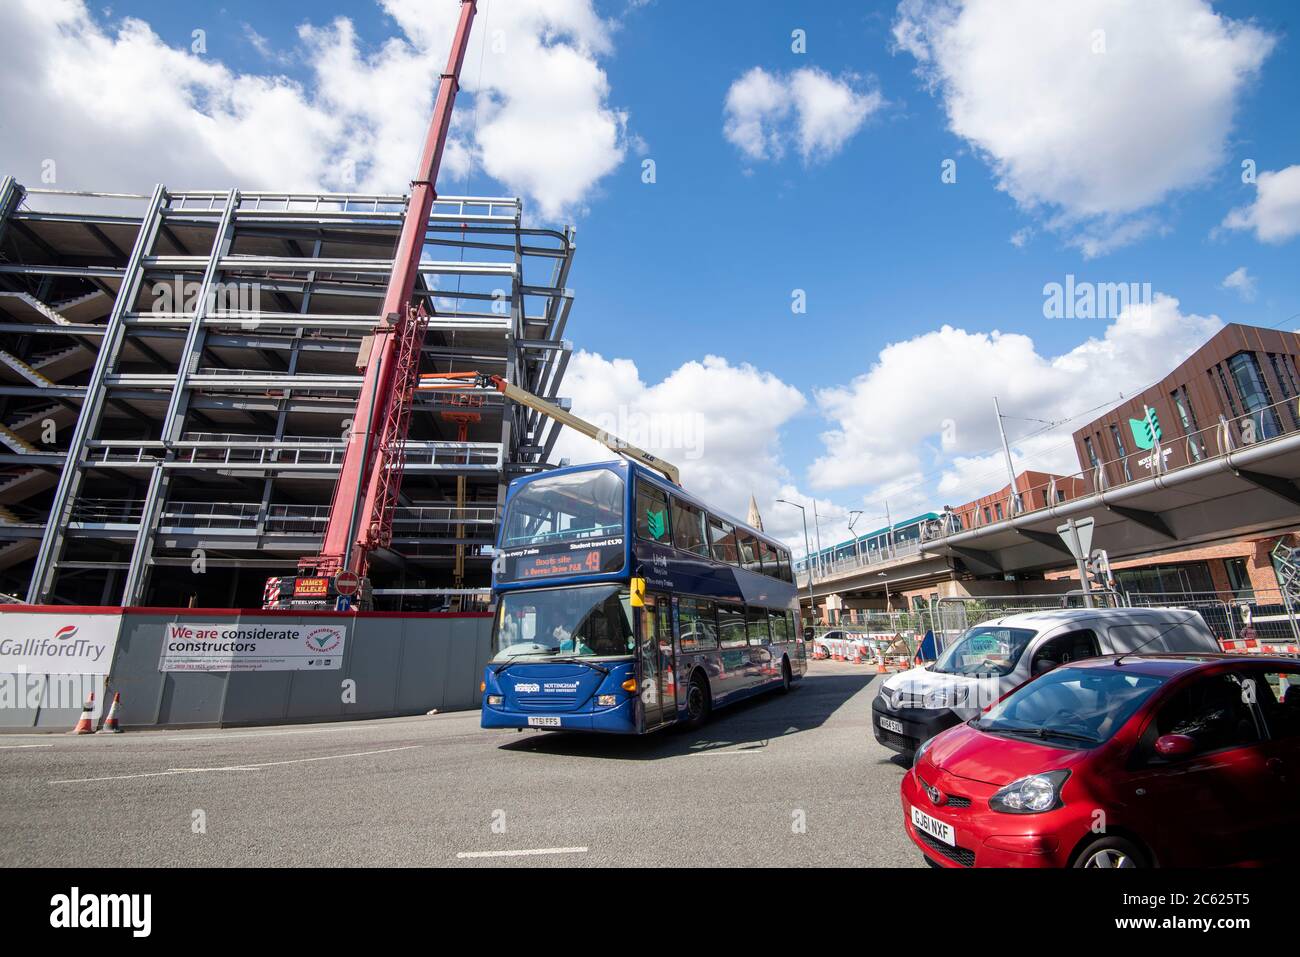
(269, 0, 478, 609)
(268, 0, 680, 610)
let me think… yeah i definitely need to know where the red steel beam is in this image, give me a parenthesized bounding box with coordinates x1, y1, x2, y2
(306, 0, 478, 578)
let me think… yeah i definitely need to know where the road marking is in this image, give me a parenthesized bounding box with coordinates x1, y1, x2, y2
(0, 744, 54, 750)
(48, 745, 421, 784)
(456, 847, 589, 859)
(162, 725, 375, 743)
(689, 747, 764, 756)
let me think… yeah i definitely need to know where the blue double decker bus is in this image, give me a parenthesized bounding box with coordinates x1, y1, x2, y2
(481, 460, 807, 734)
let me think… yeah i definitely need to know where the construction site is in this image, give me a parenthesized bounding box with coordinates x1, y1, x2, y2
(0, 6, 575, 612)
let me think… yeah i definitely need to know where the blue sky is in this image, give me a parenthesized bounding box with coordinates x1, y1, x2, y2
(4, 0, 1299, 548)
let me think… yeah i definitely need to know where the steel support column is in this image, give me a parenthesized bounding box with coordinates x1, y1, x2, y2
(0, 175, 23, 250)
(122, 189, 239, 605)
(28, 184, 167, 604)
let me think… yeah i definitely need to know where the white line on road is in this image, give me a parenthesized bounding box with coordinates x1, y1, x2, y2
(456, 847, 589, 859)
(162, 725, 376, 743)
(0, 744, 55, 750)
(48, 745, 422, 784)
(689, 748, 764, 756)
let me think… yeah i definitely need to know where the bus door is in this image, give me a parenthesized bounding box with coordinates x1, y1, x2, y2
(638, 593, 677, 730)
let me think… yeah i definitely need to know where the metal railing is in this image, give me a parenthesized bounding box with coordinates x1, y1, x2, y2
(795, 538, 927, 584)
(67, 498, 498, 538)
(82, 434, 503, 470)
(795, 393, 1300, 587)
(946, 392, 1300, 533)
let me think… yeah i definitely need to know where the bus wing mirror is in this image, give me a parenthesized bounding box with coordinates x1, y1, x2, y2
(630, 577, 646, 607)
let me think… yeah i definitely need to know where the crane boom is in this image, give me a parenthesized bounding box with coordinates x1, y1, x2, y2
(300, 0, 477, 583)
(418, 372, 682, 486)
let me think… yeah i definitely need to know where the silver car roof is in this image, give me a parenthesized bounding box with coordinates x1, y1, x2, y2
(981, 607, 1203, 629)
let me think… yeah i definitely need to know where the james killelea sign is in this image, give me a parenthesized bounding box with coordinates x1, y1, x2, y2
(159, 621, 348, 672)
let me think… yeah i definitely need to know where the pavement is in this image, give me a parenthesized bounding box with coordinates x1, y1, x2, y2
(0, 660, 922, 867)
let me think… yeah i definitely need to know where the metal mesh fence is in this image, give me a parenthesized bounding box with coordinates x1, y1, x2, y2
(811, 587, 1299, 663)
(1126, 589, 1300, 645)
(928, 592, 1123, 656)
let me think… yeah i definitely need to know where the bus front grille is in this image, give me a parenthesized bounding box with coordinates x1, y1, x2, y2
(515, 695, 578, 710)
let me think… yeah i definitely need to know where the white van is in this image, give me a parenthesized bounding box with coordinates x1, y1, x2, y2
(871, 607, 1221, 757)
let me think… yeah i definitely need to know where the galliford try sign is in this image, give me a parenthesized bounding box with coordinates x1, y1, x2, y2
(0, 614, 122, 676)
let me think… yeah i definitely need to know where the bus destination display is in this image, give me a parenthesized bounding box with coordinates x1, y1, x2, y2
(503, 538, 624, 581)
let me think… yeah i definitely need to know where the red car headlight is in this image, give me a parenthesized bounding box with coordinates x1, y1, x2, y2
(990, 770, 1071, 813)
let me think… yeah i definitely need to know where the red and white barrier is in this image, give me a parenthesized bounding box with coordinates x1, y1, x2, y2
(1219, 638, 1300, 656)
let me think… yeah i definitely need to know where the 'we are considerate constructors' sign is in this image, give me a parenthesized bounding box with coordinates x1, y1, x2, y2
(158, 621, 348, 672)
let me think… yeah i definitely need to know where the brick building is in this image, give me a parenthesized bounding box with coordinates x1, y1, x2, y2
(950, 470, 1089, 530)
(1071, 323, 1300, 487)
(1056, 322, 1300, 598)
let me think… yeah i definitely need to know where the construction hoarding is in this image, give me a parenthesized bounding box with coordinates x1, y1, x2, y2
(0, 606, 491, 729)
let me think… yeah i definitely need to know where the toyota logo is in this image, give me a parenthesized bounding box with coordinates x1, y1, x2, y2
(922, 780, 945, 806)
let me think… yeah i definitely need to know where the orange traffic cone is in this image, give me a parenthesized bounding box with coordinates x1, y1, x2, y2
(876, 654, 887, 674)
(97, 692, 122, 734)
(71, 691, 96, 734)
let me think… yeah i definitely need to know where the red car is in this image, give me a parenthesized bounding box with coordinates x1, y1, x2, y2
(900, 654, 1300, 868)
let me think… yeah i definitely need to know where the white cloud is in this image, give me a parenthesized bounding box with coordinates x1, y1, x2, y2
(554, 350, 818, 547)
(1219, 266, 1257, 301)
(723, 67, 883, 164)
(893, 0, 1275, 255)
(809, 295, 1223, 502)
(0, 0, 628, 219)
(1221, 164, 1300, 244)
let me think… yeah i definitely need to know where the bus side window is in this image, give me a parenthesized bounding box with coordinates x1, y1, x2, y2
(758, 540, 777, 578)
(671, 498, 708, 556)
(718, 604, 747, 648)
(747, 607, 771, 646)
(707, 515, 739, 564)
(769, 610, 788, 643)
(696, 599, 719, 651)
(739, 534, 761, 573)
(776, 548, 792, 582)
(677, 598, 698, 653)
(635, 479, 672, 543)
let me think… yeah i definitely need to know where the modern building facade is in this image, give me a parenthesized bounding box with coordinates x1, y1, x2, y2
(1048, 322, 1300, 599)
(0, 176, 576, 609)
(1071, 323, 1300, 487)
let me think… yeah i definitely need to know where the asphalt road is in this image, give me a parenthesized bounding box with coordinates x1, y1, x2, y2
(0, 660, 922, 867)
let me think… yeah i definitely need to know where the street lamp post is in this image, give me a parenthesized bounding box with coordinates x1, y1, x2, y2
(777, 499, 817, 631)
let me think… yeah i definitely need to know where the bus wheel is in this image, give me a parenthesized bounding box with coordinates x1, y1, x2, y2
(779, 658, 792, 693)
(684, 673, 711, 729)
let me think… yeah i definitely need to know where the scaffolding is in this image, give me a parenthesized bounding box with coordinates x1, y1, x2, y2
(0, 177, 576, 608)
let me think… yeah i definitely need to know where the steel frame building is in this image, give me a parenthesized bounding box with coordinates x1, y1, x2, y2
(0, 175, 576, 608)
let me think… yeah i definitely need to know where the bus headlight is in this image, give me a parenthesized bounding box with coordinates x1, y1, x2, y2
(597, 694, 617, 707)
(486, 695, 503, 706)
